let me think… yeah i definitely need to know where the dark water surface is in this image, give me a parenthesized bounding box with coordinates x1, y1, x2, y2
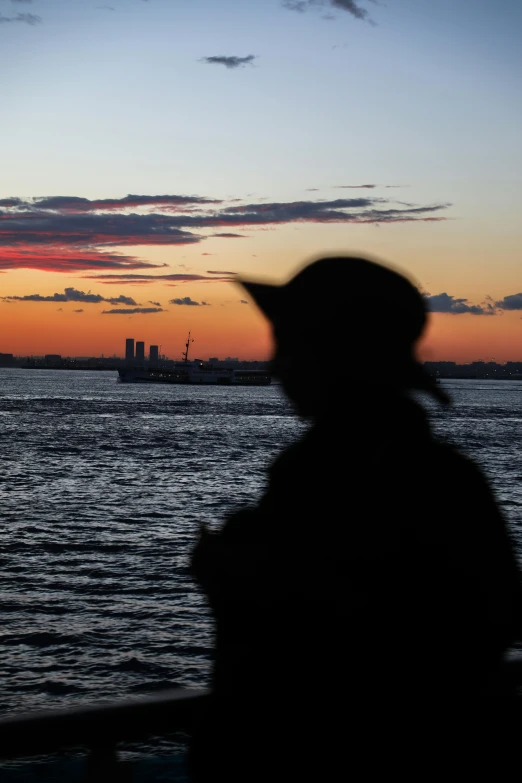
(1, 370, 522, 721)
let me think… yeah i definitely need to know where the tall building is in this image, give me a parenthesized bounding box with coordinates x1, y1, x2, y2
(125, 338, 134, 362)
(136, 341, 145, 362)
(149, 345, 159, 364)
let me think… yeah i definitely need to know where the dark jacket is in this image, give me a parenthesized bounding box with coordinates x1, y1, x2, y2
(189, 395, 522, 781)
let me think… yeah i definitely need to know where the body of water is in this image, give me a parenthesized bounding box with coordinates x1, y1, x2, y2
(1, 369, 522, 720)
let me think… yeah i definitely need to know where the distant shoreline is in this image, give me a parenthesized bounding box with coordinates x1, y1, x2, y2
(1, 366, 522, 382)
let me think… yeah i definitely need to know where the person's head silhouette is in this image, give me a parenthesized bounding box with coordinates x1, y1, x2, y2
(240, 255, 446, 416)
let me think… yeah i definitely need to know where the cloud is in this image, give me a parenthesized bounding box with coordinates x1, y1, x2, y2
(494, 294, 522, 311)
(107, 294, 138, 306)
(86, 272, 233, 284)
(2, 287, 139, 305)
(28, 194, 221, 212)
(201, 55, 256, 69)
(217, 197, 449, 226)
(0, 198, 24, 207)
(212, 232, 246, 238)
(282, 0, 371, 21)
(240, 300, 248, 304)
(102, 307, 164, 315)
(148, 300, 162, 307)
(425, 292, 495, 316)
(170, 296, 209, 306)
(74, 309, 84, 313)
(1, 192, 450, 276)
(334, 184, 377, 189)
(0, 12, 41, 24)
(206, 270, 236, 275)
(0, 247, 168, 274)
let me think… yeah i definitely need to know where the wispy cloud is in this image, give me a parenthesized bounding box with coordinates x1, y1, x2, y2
(282, 0, 372, 21)
(2, 287, 138, 305)
(23, 194, 221, 212)
(102, 307, 164, 315)
(218, 198, 449, 224)
(148, 300, 162, 307)
(240, 299, 248, 304)
(201, 55, 257, 69)
(212, 232, 246, 238)
(85, 273, 233, 285)
(206, 270, 236, 276)
(74, 309, 84, 313)
(0, 11, 41, 24)
(334, 184, 377, 189)
(170, 297, 210, 306)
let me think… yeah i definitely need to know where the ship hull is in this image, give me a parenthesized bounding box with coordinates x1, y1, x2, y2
(118, 368, 271, 386)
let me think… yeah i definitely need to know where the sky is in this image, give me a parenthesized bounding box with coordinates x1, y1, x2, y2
(1, 0, 522, 362)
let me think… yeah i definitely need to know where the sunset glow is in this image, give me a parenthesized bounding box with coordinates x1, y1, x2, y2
(2, 0, 521, 361)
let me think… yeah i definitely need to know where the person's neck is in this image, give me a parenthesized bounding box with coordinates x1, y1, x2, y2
(312, 385, 428, 430)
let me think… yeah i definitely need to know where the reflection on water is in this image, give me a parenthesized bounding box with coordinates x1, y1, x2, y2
(1, 370, 522, 720)
(0, 369, 301, 718)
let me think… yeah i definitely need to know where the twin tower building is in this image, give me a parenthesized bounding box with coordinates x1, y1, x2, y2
(125, 338, 159, 365)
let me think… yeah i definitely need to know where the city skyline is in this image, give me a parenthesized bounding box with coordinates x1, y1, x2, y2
(1, 0, 522, 362)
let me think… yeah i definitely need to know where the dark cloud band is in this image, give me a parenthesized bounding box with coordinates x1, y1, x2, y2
(2, 287, 139, 306)
(102, 307, 164, 315)
(1, 192, 451, 275)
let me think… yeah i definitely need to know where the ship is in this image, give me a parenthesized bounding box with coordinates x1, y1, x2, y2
(118, 333, 272, 386)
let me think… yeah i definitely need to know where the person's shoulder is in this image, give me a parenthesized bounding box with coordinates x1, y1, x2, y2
(220, 507, 261, 541)
(430, 439, 485, 476)
(267, 424, 317, 477)
(421, 439, 498, 508)
(190, 509, 261, 586)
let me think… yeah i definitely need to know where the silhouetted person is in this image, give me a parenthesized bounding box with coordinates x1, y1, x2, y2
(188, 256, 522, 782)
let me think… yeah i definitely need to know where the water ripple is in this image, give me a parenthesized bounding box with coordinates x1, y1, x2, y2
(1, 371, 522, 723)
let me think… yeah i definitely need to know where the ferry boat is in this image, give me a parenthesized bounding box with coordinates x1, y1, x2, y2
(118, 333, 271, 386)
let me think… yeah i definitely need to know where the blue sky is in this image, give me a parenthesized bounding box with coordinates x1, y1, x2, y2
(3, 0, 521, 201)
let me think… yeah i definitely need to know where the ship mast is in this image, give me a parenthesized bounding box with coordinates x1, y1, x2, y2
(182, 332, 193, 363)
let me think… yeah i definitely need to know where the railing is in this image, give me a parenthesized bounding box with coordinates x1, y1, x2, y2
(0, 687, 208, 780)
(1, 656, 522, 775)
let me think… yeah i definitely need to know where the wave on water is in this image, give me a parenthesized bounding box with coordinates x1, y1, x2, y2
(1, 371, 522, 766)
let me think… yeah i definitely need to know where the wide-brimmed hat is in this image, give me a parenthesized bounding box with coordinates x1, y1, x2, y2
(239, 255, 446, 400)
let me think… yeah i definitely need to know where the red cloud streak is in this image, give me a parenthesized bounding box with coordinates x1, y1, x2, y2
(0, 246, 166, 273)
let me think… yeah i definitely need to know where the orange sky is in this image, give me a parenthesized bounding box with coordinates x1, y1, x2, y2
(2, 205, 522, 362)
